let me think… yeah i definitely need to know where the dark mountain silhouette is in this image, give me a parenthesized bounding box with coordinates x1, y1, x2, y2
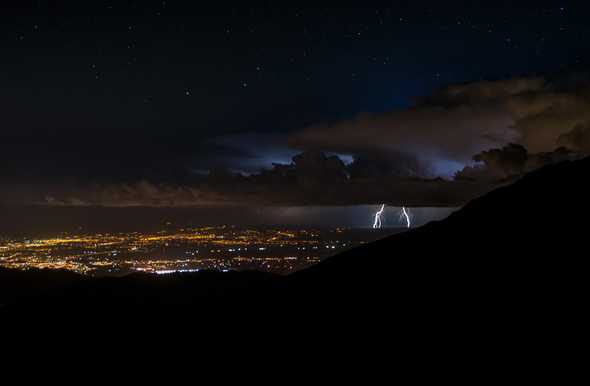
(1, 157, 587, 358)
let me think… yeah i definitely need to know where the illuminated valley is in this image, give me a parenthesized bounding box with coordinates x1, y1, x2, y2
(0, 226, 400, 276)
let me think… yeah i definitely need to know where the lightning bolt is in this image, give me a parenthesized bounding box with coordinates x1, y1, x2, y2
(400, 206, 411, 228)
(373, 204, 385, 229)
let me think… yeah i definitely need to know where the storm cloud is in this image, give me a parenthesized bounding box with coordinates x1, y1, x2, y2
(1, 74, 588, 207)
(1, 146, 578, 208)
(290, 75, 590, 177)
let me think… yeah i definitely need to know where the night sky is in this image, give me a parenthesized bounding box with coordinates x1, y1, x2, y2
(1, 1, 589, 207)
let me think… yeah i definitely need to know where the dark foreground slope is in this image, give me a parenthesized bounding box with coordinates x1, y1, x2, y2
(286, 157, 588, 332)
(2, 157, 588, 337)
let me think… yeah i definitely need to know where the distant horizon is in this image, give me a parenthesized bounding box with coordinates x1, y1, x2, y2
(0, 204, 458, 238)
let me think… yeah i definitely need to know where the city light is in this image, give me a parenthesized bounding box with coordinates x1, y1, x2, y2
(0, 226, 396, 276)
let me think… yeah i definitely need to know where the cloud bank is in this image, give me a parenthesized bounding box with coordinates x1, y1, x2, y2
(290, 75, 590, 177)
(1, 74, 589, 207)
